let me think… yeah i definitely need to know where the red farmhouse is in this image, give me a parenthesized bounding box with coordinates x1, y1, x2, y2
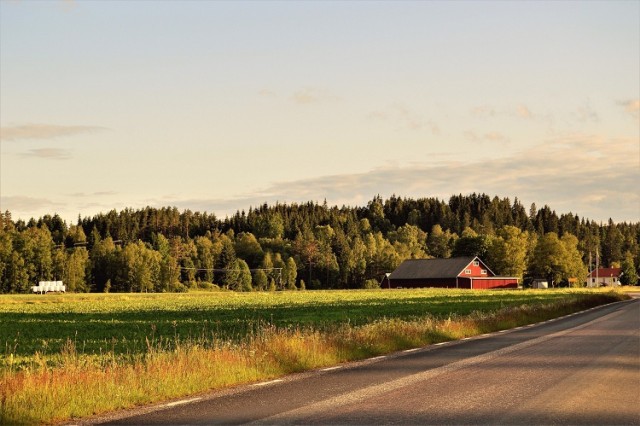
(387, 256, 518, 289)
(586, 267, 622, 287)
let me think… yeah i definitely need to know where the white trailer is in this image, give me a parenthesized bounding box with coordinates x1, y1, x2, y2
(531, 279, 548, 289)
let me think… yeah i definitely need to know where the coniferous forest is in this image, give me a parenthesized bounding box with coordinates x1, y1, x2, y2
(1, 193, 638, 293)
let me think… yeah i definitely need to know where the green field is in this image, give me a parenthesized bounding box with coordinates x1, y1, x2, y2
(0, 288, 617, 366)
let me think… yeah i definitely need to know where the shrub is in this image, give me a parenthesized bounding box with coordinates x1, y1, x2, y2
(363, 279, 381, 289)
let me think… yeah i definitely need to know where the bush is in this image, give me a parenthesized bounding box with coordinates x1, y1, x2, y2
(363, 279, 381, 289)
(170, 282, 188, 293)
(197, 282, 219, 291)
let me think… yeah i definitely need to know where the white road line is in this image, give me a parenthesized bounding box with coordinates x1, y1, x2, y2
(434, 342, 448, 345)
(370, 356, 386, 360)
(321, 366, 342, 371)
(163, 397, 201, 408)
(253, 379, 284, 387)
(403, 348, 419, 353)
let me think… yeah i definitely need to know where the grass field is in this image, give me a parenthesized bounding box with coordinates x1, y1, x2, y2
(0, 288, 630, 424)
(0, 289, 600, 367)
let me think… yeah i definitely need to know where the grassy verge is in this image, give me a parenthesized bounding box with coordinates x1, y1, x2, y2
(0, 289, 629, 424)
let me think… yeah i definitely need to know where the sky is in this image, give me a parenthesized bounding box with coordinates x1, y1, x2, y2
(1, 0, 639, 225)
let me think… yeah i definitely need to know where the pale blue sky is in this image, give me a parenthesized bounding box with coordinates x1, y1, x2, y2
(1, 0, 638, 224)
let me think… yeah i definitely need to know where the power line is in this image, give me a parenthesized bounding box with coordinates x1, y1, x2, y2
(177, 267, 283, 273)
(176, 266, 283, 287)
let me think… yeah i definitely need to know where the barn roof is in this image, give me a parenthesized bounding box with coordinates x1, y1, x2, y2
(389, 256, 482, 280)
(587, 267, 622, 278)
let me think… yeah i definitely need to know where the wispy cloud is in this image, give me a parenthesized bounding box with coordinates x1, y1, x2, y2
(617, 99, 640, 119)
(161, 134, 637, 223)
(474, 103, 541, 122)
(575, 100, 599, 123)
(9, 135, 635, 223)
(516, 105, 533, 119)
(0, 196, 64, 214)
(464, 131, 509, 144)
(290, 87, 338, 105)
(67, 191, 117, 197)
(60, 0, 77, 11)
(258, 89, 277, 98)
(368, 105, 439, 134)
(20, 148, 72, 160)
(0, 124, 106, 142)
(470, 105, 496, 118)
(258, 87, 339, 105)
(291, 88, 319, 105)
(484, 132, 507, 142)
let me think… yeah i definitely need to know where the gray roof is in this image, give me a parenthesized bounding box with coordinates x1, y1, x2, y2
(389, 257, 480, 280)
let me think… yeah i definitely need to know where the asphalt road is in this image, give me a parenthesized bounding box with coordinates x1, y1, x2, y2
(93, 297, 640, 425)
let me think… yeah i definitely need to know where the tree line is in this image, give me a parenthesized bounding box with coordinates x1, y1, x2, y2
(0, 193, 638, 293)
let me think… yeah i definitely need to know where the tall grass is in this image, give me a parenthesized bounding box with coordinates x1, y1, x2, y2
(0, 290, 628, 425)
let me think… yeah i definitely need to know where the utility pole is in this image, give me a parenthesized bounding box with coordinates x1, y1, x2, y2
(596, 247, 599, 286)
(587, 250, 593, 287)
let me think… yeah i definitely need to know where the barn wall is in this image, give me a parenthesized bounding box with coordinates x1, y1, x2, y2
(471, 279, 518, 289)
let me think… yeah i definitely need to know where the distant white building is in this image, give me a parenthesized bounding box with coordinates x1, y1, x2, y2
(586, 268, 622, 287)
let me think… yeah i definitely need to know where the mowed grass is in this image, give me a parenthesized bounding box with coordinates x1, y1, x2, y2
(1, 289, 589, 364)
(0, 288, 629, 424)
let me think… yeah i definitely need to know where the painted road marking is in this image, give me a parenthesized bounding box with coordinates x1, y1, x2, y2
(253, 379, 284, 387)
(321, 366, 342, 371)
(403, 348, 419, 353)
(164, 397, 202, 408)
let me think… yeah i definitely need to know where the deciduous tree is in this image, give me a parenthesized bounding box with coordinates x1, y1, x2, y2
(485, 226, 529, 278)
(427, 224, 456, 258)
(620, 251, 638, 285)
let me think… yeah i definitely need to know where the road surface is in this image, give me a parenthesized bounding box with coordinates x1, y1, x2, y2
(93, 297, 639, 425)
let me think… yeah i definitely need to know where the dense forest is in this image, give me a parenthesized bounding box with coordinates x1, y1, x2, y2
(0, 194, 638, 293)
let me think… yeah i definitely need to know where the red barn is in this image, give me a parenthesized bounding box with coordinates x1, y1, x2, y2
(387, 256, 518, 289)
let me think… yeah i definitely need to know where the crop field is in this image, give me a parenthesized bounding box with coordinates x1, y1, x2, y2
(0, 288, 617, 367)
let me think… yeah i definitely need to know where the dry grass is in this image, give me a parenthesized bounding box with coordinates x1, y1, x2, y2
(0, 290, 628, 425)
